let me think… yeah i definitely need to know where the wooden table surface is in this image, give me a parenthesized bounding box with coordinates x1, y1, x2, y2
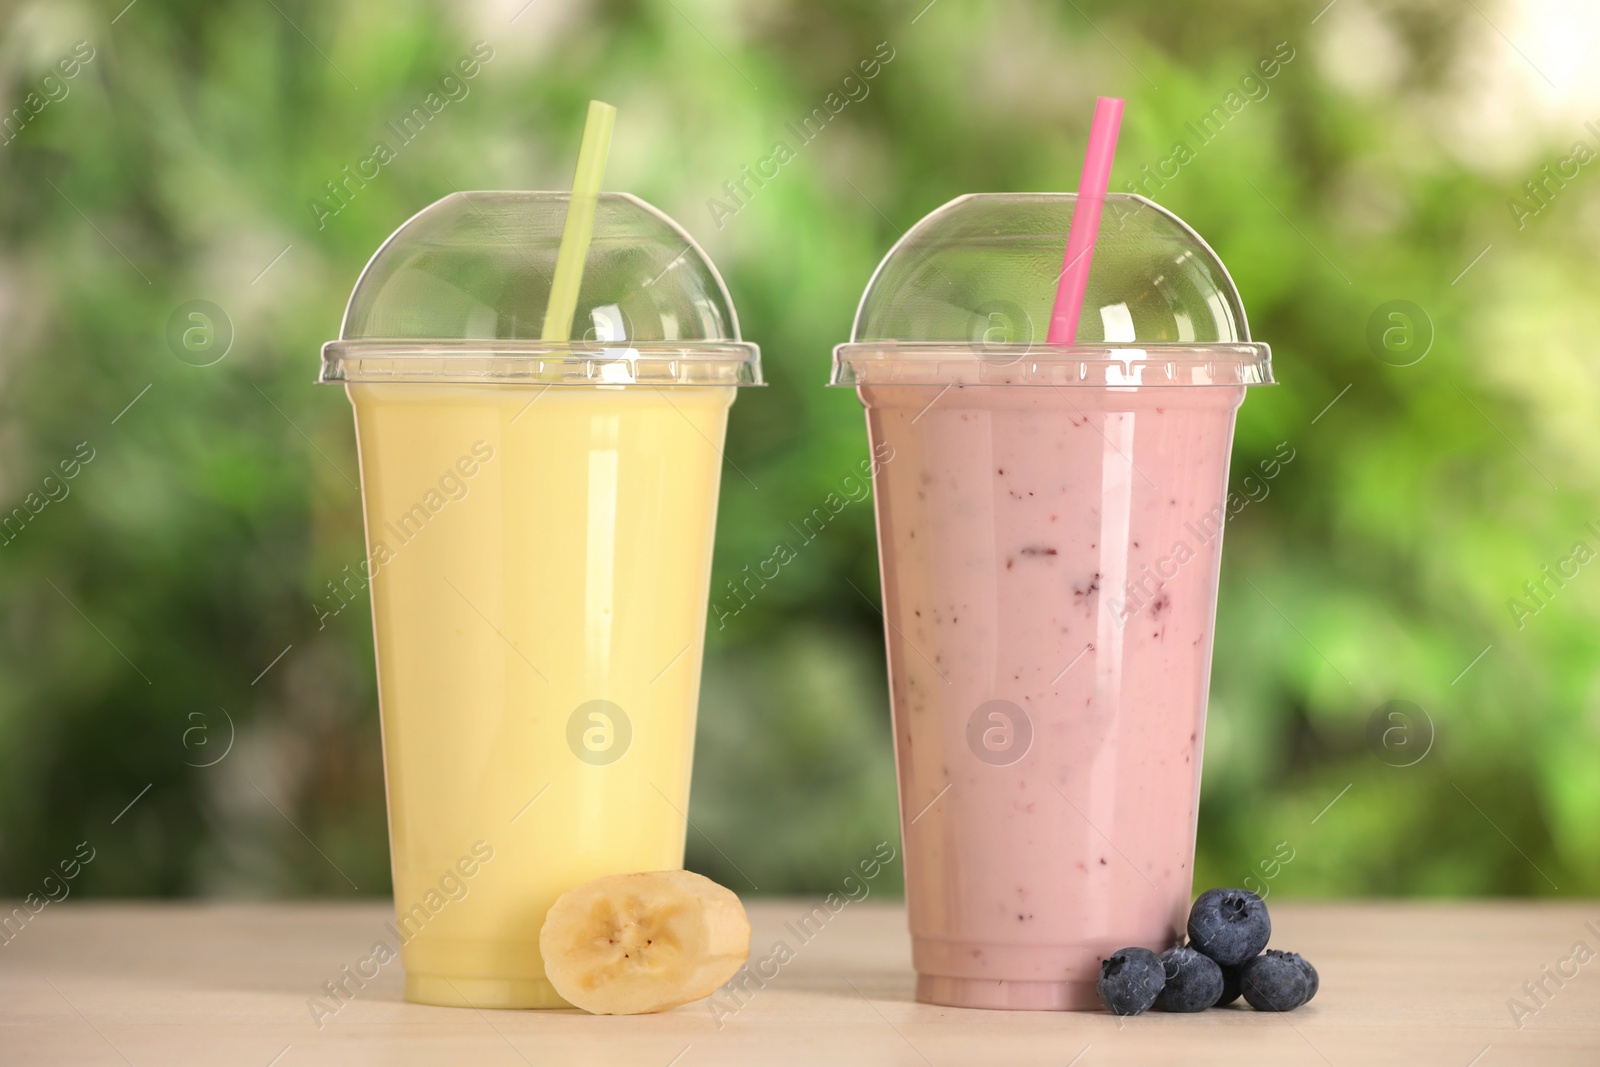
(1, 900, 1596, 1065)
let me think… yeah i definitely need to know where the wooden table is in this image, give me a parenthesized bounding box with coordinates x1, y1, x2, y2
(2, 901, 1596, 1065)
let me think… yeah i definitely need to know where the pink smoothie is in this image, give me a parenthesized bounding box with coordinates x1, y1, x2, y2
(861, 380, 1246, 1010)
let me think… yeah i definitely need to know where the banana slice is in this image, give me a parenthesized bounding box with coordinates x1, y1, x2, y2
(539, 870, 751, 1014)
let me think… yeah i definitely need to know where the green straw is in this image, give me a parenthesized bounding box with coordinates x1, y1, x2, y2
(540, 99, 616, 342)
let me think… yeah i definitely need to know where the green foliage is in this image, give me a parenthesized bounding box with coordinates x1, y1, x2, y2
(0, 0, 1593, 899)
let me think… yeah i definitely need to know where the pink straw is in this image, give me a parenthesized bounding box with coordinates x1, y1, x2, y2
(1046, 97, 1125, 345)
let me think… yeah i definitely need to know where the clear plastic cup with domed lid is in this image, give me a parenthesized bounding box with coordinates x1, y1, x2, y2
(320, 179, 759, 1009)
(831, 190, 1272, 1011)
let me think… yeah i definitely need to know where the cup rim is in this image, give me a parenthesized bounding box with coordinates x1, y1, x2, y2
(320, 339, 763, 386)
(830, 341, 1273, 388)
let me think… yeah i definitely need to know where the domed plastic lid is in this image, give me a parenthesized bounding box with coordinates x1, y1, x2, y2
(832, 193, 1271, 387)
(322, 192, 760, 386)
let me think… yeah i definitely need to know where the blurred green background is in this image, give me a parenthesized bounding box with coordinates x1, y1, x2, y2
(1, 0, 1596, 902)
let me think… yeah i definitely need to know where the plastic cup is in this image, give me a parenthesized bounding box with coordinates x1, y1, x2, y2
(832, 193, 1273, 1010)
(321, 192, 760, 1008)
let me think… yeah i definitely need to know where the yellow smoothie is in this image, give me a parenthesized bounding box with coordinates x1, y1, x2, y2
(346, 381, 735, 1008)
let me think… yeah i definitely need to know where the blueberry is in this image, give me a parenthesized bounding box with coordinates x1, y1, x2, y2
(1241, 949, 1310, 1011)
(1186, 888, 1271, 966)
(1096, 947, 1165, 1016)
(1214, 963, 1244, 1006)
(1151, 946, 1223, 1012)
(1281, 951, 1318, 1003)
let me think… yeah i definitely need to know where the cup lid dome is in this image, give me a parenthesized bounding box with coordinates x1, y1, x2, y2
(832, 193, 1271, 387)
(322, 191, 760, 386)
